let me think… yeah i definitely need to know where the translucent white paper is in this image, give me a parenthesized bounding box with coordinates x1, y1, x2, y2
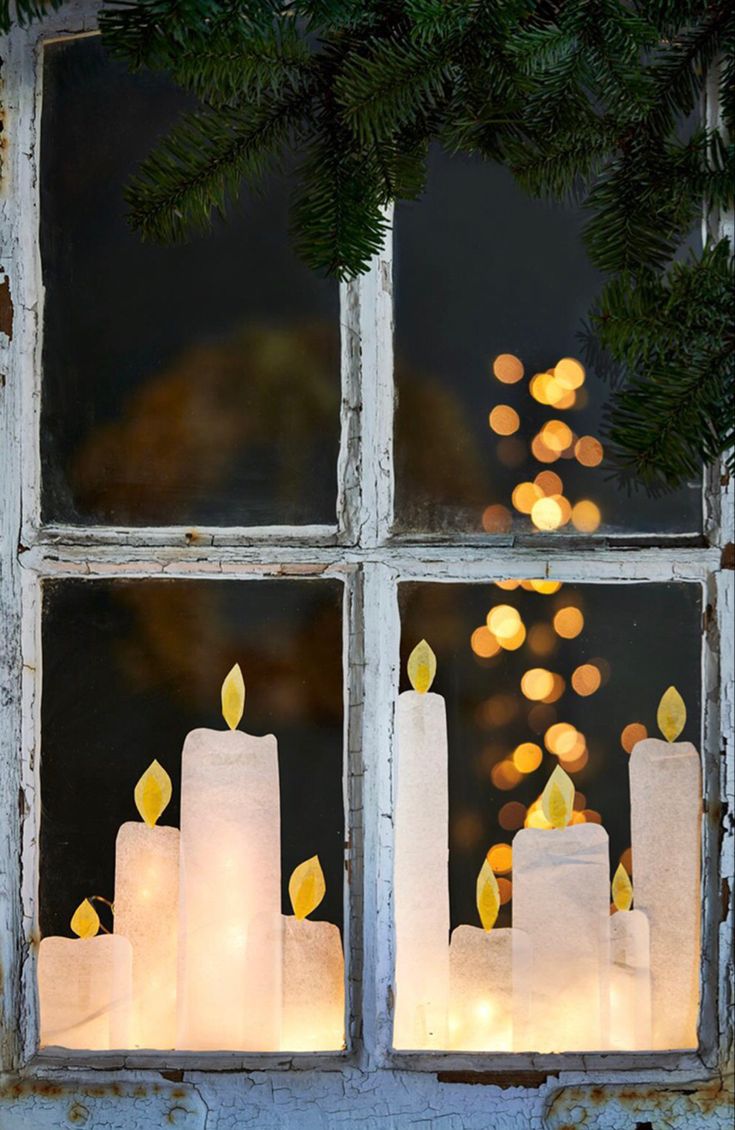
(629, 738, 701, 1049)
(512, 823, 610, 1052)
(281, 917, 345, 1051)
(393, 690, 450, 1049)
(38, 935, 132, 1050)
(448, 925, 531, 1051)
(609, 909, 652, 1051)
(115, 822, 179, 1049)
(178, 727, 281, 1050)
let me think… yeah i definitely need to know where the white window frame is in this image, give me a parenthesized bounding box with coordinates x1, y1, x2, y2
(0, 1, 732, 1096)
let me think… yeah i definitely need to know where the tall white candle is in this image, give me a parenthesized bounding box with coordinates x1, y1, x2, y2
(281, 857, 345, 1051)
(512, 766, 611, 1052)
(393, 640, 449, 1050)
(114, 760, 179, 1049)
(38, 899, 132, 1050)
(629, 687, 700, 1050)
(177, 665, 281, 1050)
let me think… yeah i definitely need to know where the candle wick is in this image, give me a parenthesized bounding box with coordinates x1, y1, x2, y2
(88, 894, 115, 934)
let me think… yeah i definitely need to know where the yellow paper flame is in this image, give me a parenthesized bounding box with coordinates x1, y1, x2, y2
(407, 640, 437, 694)
(222, 663, 245, 730)
(476, 858, 500, 931)
(134, 759, 172, 828)
(289, 855, 326, 920)
(657, 685, 686, 742)
(541, 764, 575, 828)
(612, 863, 633, 912)
(70, 898, 100, 939)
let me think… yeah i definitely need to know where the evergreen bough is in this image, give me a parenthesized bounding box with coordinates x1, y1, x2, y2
(2, 0, 733, 490)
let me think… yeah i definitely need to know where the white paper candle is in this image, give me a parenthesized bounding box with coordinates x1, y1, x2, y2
(609, 909, 652, 1051)
(629, 686, 701, 1050)
(177, 665, 281, 1050)
(38, 899, 132, 1050)
(281, 857, 345, 1051)
(114, 760, 179, 1049)
(512, 766, 611, 1052)
(393, 640, 450, 1050)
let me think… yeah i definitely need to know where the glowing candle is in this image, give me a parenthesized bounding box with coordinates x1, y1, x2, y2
(281, 856, 345, 1051)
(448, 858, 531, 1050)
(178, 665, 281, 1050)
(629, 686, 700, 1049)
(38, 899, 132, 1050)
(608, 864, 652, 1050)
(114, 760, 179, 1049)
(512, 766, 610, 1052)
(393, 640, 450, 1050)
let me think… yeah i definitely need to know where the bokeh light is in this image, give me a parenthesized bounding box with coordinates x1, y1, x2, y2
(495, 578, 521, 590)
(489, 405, 520, 436)
(528, 622, 557, 656)
(498, 623, 527, 650)
(534, 470, 563, 496)
(520, 669, 554, 701)
(481, 503, 513, 533)
(492, 353, 524, 384)
(497, 877, 513, 905)
(571, 499, 601, 533)
(575, 436, 604, 467)
(498, 801, 526, 831)
(470, 625, 501, 658)
(542, 673, 566, 703)
(487, 604, 522, 639)
(512, 481, 543, 514)
(531, 433, 560, 463)
(553, 606, 585, 638)
(621, 722, 648, 753)
(619, 846, 633, 875)
(490, 760, 522, 790)
(544, 722, 579, 756)
(512, 742, 543, 773)
(572, 663, 602, 696)
(541, 420, 573, 453)
(529, 580, 563, 595)
(531, 496, 563, 531)
(487, 843, 513, 873)
(554, 357, 585, 390)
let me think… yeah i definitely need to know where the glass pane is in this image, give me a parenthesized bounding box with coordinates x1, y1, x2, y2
(39, 578, 344, 1052)
(40, 38, 339, 527)
(394, 149, 702, 536)
(395, 580, 702, 1052)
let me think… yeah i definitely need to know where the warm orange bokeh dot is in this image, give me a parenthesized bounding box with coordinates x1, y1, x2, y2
(487, 842, 513, 873)
(558, 730, 587, 762)
(491, 760, 522, 790)
(520, 669, 554, 701)
(572, 663, 602, 696)
(512, 481, 543, 514)
(542, 673, 566, 703)
(621, 722, 648, 753)
(534, 470, 563, 496)
(495, 578, 521, 590)
(497, 877, 513, 905)
(575, 435, 604, 467)
(531, 496, 564, 531)
(499, 623, 527, 650)
(482, 504, 513, 533)
(487, 604, 521, 639)
(619, 846, 633, 875)
(562, 747, 589, 772)
(583, 809, 603, 824)
(554, 357, 586, 390)
(553, 605, 584, 638)
(528, 622, 557, 656)
(471, 625, 501, 658)
(541, 420, 573, 452)
(512, 742, 543, 773)
(493, 353, 524, 384)
(529, 579, 563, 594)
(498, 801, 527, 831)
(489, 405, 520, 436)
(544, 722, 578, 756)
(531, 433, 560, 463)
(572, 499, 602, 533)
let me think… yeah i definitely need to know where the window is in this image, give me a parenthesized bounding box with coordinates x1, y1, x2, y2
(0, 7, 731, 1121)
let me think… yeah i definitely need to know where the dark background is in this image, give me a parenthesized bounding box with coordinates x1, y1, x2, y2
(399, 581, 702, 931)
(40, 579, 345, 935)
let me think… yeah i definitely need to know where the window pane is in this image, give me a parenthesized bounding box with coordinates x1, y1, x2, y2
(40, 38, 339, 527)
(39, 578, 344, 1052)
(394, 149, 702, 536)
(395, 580, 702, 1052)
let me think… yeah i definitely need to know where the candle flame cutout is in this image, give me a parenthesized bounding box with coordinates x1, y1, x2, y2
(222, 663, 245, 730)
(134, 759, 172, 828)
(289, 855, 326, 920)
(541, 764, 575, 828)
(657, 685, 686, 743)
(407, 640, 437, 694)
(612, 863, 633, 912)
(476, 858, 500, 931)
(70, 898, 100, 939)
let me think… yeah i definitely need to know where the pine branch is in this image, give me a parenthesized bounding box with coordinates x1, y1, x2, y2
(0, 0, 62, 33)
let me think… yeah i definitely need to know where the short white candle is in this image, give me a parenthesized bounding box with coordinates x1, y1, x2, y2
(114, 760, 179, 1049)
(38, 899, 132, 1050)
(393, 641, 450, 1050)
(281, 856, 344, 1051)
(629, 687, 700, 1050)
(177, 665, 281, 1050)
(512, 766, 611, 1052)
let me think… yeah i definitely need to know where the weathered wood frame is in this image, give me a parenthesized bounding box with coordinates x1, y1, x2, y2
(1, 0, 732, 1105)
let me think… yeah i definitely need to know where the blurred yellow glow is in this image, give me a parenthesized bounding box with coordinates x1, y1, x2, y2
(529, 372, 564, 406)
(554, 357, 585, 390)
(491, 760, 523, 790)
(550, 494, 572, 526)
(489, 405, 520, 436)
(498, 623, 526, 650)
(481, 503, 513, 533)
(570, 811, 586, 824)
(621, 722, 648, 753)
(525, 804, 553, 829)
(558, 730, 587, 763)
(534, 470, 563, 496)
(529, 579, 562, 594)
(575, 435, 604, 467)
(555, 387, 577, 409)
(562, 748, 589, 772)
(571, 499, 601, 533)
(512, 481, 543, 514)
(572, 663, 601, 696)
(542, 673, 566, 703)
(544, 722, 578, 756)
(495, 578, 521, 590)
(487, 604, 522, 639)
(471, 625, 501, 658)
(520, 669, 554, 701)
(519, 580, 536, 590)
(531, 433, 559, 463)
(497, 877, 513, 905)
(498, 801, 527, 831)
(493, 353, 524, 384)
(541, 420, 573, 452)
(487, 843, 513, 873)
(512, 742, 543, 773)
(528, 622, 557, 656)
(553, 606, 584, 638)
(531, 496, 563, 531)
